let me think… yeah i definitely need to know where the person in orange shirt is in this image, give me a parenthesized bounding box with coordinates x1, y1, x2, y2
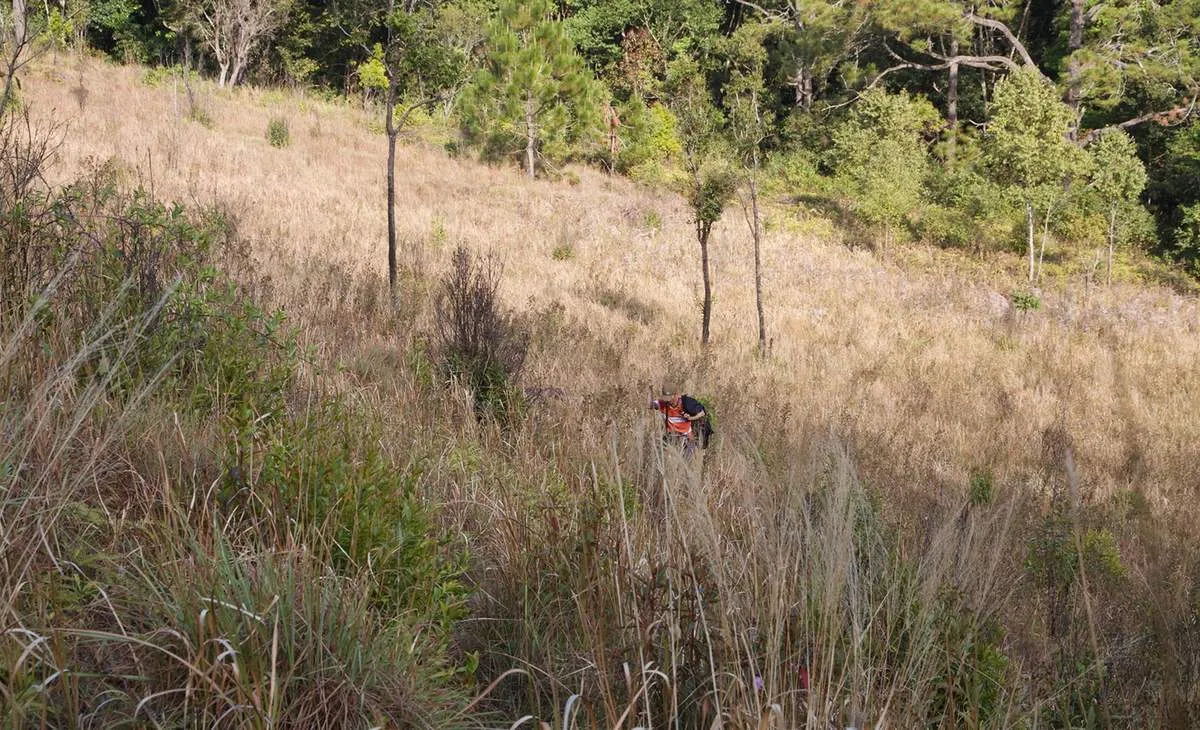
(650, 386, 707, 455)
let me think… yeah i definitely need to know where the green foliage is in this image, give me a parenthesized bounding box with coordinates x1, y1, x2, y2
(689, 165, 737, 226)
(1089, 129, 1148, 274)
(831, 88, 938, 238)
(984, 70, 1088, 207)
(458, 0, 603, 176)
(356, 44, 390, 91)
(985, 69, 1091, 278)
(1011, 290, 1041, 312)
(45, 7, 75, 48)
(266, 116, 291, 147)
(561, 0, 721, 87)
(1090, 130, 1148, 210)
(721, 20, 774, 170)
(614, 95, 682, 180)
(242, 400, 470, 619)
(667, 54, 724, 171)
(969, 468, 994, 506)
(551, 243, 574, 260)
(1173, 203, 1200, 268)
(142, 64, 179, 88)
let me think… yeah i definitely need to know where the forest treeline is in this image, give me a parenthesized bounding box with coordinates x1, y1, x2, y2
(42, 0, 1200, 278)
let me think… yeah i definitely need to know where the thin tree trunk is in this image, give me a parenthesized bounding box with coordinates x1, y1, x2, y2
(385, 0, 398, 294)
(524, 91, 537, 178)
(749, 175, 766, 355)
(700, 223, 713, 347)
(1107, 204, 1117, 286)
(1026, 201, 1035, 282)
(217, 62, 230, 88)
(1066, 0, 1084, 137)
(386, 80, 398, 293)
(947, 39, 959, 165)
(1037, 212, 1050, 283)
(12, 0, 26, 47)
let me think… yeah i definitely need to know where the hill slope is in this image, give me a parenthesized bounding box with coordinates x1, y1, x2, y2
(8, 56, 1200, 726)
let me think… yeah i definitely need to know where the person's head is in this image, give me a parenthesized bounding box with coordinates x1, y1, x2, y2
(660, 383, 681, 405)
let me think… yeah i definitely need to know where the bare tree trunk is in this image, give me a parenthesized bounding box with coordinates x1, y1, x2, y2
(1066, 0, 1084, 137)
(386, 77, 398, 294)
(1026, 201, 1035, 283)
(524, 91, 537, 178)
(792, 66, 813, 111)
(217, 62, 230, 88)
(12, 0, 26, 47)
(1107, 204, 1117, 286)
(1037, 212, 1050, 283)
(700, 223, 713, 347)
(947, 39, 959, 165)
(231, 56, 246, 87)
(749, 175, 766, 355)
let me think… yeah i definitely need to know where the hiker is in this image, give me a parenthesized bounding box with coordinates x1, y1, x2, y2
(650, 387, 707, 455)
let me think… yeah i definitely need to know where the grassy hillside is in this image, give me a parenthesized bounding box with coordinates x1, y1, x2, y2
(4, 55, 1199, 727)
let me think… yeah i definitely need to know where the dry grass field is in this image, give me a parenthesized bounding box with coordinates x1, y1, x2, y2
(5, 52, 1200, 727)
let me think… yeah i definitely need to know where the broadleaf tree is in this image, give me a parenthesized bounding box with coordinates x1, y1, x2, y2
(669, 55, 736, 349)
(331, 0, 465, 294)
(187, 0, 294, 87)
(1088, 130, 1148, 284)
(722, 20, 774, 355)
(458, 0, 602, 178)
(984, 68, 1088, 283)
(831, 87, 937, 249)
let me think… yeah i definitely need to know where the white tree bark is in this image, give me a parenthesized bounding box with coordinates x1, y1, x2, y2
(194, 0, 290, 88)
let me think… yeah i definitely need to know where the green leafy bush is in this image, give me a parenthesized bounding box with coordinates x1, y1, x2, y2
(267, 117, 291, 148)
(830, 88, 939, 242)
(616, 95, 682, 181)
(1011, 290, 1041, 312)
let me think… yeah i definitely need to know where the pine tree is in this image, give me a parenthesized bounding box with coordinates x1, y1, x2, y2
(459, 0, 601, 178)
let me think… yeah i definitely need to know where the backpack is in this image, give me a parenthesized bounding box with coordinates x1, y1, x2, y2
(696, 399, 715, 449)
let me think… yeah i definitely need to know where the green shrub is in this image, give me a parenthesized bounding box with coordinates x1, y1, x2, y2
(551, 243, 574, 260)
(617, 96, 682, 180)
(267, 117, 291, 148)
(830, 88, 939, 242)
(141, 65, 176, 88)
(969, 468, 994, 506)
(1011, 290, 1041, 312)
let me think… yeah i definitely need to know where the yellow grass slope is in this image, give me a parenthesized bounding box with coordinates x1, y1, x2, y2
(30, 55, 1200, 516)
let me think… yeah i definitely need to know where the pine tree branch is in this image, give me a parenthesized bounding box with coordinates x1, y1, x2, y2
(965, 13, 1037, 69)
(1079, 94, 1199, 144)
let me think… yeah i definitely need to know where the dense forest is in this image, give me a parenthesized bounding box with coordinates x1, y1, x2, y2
(54, 0, 1200, 282)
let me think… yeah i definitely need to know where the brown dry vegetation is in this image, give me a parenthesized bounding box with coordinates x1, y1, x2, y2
(5, 54, 1200, 727)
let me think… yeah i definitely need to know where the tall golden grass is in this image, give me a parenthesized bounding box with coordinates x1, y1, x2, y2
(6, 54, 1199, 726)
